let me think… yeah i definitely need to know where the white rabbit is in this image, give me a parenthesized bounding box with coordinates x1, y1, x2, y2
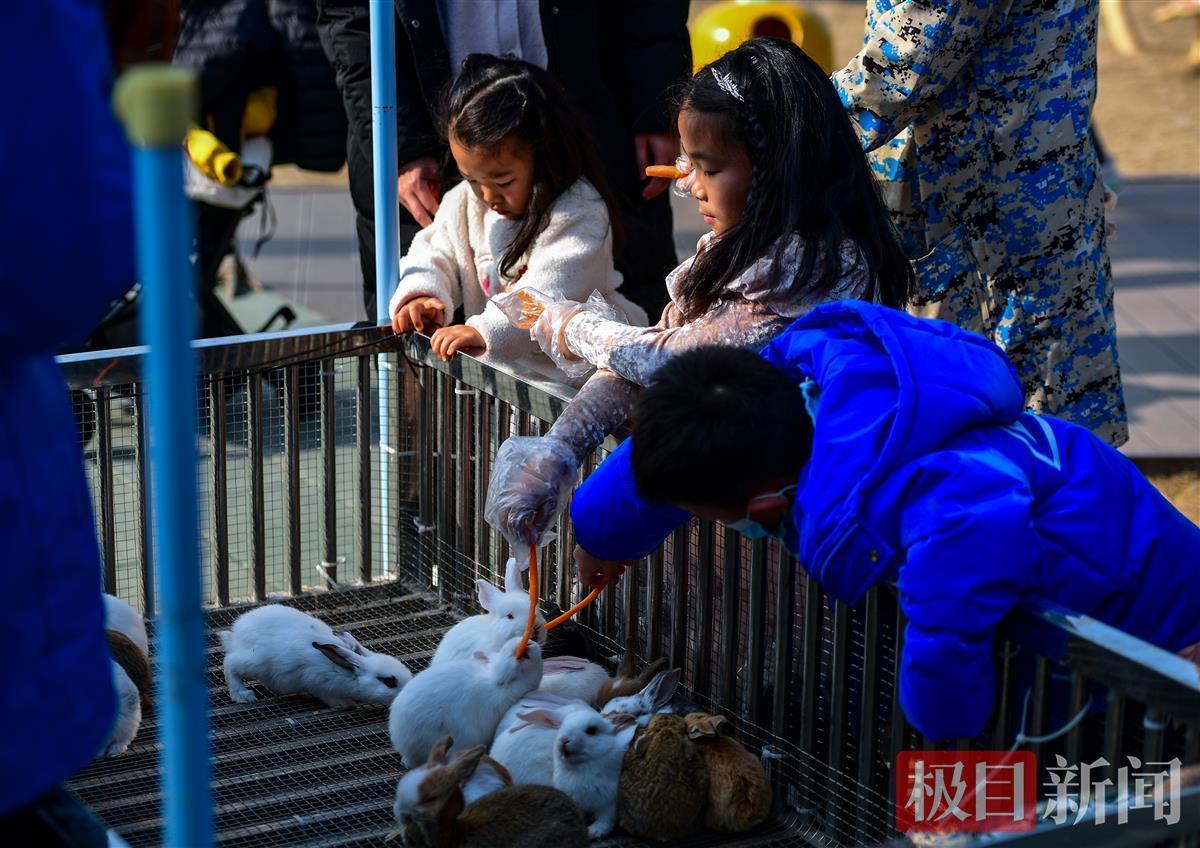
(516, 706, 637, 838)
(104, 659, 143, 757)
(389, 636, 543, 768)
(101, 594, 151, 757)
(490, 690, 588, 785)
(537, 656, 611, 704)
(601, 668, 681, 727)
(431, 559, 546, 665)
(219, 604, 412, 708)
(103, 593, 149, 655)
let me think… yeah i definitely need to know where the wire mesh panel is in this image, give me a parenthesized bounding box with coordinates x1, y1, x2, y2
(61, 326, 1200, 847)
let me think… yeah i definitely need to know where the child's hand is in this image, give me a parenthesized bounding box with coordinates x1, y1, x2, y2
(392, 297, 446, 335)
(574, 545, 627, 589)
(430, 325, 485, 361)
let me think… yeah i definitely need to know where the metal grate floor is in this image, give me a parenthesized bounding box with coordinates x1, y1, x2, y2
(68, 580, 814, 847)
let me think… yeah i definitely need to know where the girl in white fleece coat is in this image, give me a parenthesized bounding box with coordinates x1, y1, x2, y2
(389, 55, 645, 368)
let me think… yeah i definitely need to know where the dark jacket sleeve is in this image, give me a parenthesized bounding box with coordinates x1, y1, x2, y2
(571, 438, 691, 561)
(614, 0, 691, 134)
(314, 0, 444, 166)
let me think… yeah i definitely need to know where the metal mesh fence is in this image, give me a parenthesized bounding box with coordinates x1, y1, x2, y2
(62, 327, 1200, 847)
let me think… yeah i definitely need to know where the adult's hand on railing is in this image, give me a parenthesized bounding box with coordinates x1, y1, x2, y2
(392, 296, 446, 335)
(484, 436, 578, 550)
(574, 544, 626, 590)
(398, 156, 441, 227)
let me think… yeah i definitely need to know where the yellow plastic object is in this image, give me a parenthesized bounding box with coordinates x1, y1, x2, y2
(242, 87, 278, 138)
(185, 126, 244, 186)
(691, 0, 834, 74)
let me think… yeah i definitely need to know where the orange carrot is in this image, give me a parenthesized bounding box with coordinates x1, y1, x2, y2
(516, 545, 540, 658)
(545, 584, 604, 631)
(645, 165, 685, 180)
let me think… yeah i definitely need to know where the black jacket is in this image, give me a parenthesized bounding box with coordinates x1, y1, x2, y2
(175, 0, 347, 171)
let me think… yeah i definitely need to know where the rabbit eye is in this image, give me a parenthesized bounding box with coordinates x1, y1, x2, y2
(506, 613, 514, 620)
(585, 726, 598, 736)
(379, 675, 398, 688)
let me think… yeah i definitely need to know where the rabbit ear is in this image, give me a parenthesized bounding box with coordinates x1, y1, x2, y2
(334, 630, 368, 656)
(476, 578, 501, 611)
(449, 745, 487, 781)
(615, 638, 637, 679)
(647, 668, 680, 709)
(685, 712, 726, 739)
(608, 712, 638, 731)
(430, 736, 454, 763)
(504, 558, 523, 592)
(635, 657, 668, 688)
(313, 641, 359, 670)
(516, 709, 562, 730)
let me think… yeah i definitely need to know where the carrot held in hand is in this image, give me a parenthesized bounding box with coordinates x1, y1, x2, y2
(645, 164, 685, 180)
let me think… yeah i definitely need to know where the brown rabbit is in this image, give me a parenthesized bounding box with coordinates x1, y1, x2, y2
(595, 639, 668, 709)
(618, 713, 708, 839)
(394, 737, 587, 848)
(685, 712, 772, 833)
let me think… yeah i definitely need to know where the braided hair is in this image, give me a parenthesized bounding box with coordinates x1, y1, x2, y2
(443, 55, 620, 279)
(675, 39, 913, 319)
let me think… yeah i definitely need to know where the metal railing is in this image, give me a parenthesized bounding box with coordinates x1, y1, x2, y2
(62, 324, 1200, 845)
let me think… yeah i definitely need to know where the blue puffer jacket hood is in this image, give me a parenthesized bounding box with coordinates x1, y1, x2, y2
(760, 301, 1026, 605)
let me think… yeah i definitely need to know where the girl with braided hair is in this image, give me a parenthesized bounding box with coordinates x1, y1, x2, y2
(484, 38, 913, 557)
(388, 54, 646, 364)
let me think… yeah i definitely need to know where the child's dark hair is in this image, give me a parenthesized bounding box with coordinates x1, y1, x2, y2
(674, 38, 913, 318)
(443, 55, 620, 279)
(631, 346, 812, 510)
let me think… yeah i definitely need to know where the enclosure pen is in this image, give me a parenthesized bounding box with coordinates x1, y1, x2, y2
(59, 325, 1200, 847)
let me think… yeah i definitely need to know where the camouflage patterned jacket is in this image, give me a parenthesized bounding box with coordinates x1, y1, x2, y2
(833, 0, 1127, 445)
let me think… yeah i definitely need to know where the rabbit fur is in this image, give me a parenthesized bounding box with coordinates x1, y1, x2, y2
(220, 604, 412, 708)
(390, 637, 543, 768)
(513, 705, 637, 838)
(685, 712, 772, 832)
(101, 594, 151, 756)
(600, 667, 680, 727)
(103, 593, 149, 655)
(394, 736, 513, 829)
(618, 713, 708, 840)
(594, 639, 668, 710)
(490, 691, 588, 786)
(491, 662, 676, 786)
(536, 656, 610, 704)
(395, 741, 587, 848)
(432, 559, 546, 666)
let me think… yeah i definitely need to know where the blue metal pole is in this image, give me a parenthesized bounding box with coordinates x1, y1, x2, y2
(370, 0, 400, 574)
(370, 0, 400, 314)
(115, 67, 211, 848)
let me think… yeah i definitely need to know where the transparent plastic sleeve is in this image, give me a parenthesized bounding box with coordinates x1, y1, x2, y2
(483, 436, 579, 550)
(530, 291, 619, 380)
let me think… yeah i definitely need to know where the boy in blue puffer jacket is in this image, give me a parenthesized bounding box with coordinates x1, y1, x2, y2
(568, 301, 1200, 741)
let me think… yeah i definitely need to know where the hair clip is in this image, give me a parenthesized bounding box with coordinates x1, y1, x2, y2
(711, 69, 745, 102)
